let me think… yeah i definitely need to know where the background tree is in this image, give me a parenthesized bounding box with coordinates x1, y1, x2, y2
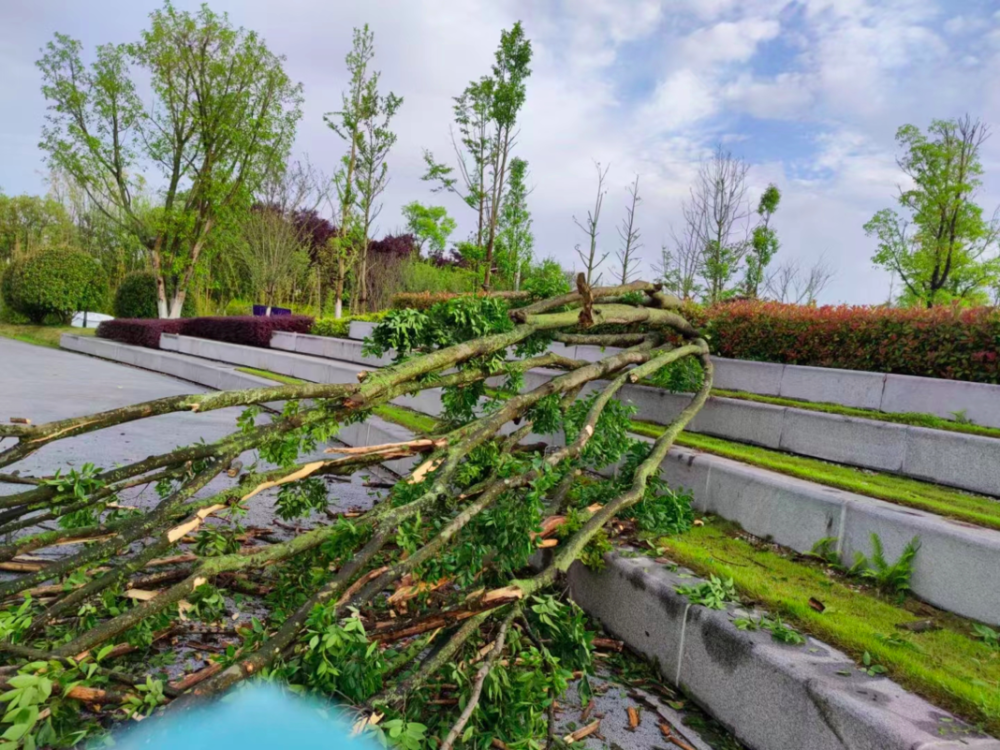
(424, 22, 532, 289)
(423, 77, 494, 274)
(743, 184, 781, 298)
(866, 116, 1000, 308)
(325, 25, 377, 319)
(0, 192, 73, 263)
(765, 256, 835, 304)
(480, 22, 532, 289)
(615, 175, 642, 285)
(37, 4, 303, 318)
(683, 145, 752, 303)
(352, 73, 403, 312)
(402, 202, 457, 256)
(574, 161, 610, 286)
(495, 157, 533, 289)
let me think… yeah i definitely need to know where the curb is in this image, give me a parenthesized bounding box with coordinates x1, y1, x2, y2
(569, 554, 1000, 750)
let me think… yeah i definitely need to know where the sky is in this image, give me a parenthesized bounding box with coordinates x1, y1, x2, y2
(2, 0, 1000, 304)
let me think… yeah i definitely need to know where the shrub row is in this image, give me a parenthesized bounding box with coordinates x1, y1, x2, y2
(97, 315, 314, 349)
(113, 271, 195, 319)
(95, 319, 188, 349)
(690, 301, 1000, 384)
(311, 312, 387, 339)
(390, 290, 532, 311)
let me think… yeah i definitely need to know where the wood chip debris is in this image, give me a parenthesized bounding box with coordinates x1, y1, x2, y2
(563, 718, 601, 744)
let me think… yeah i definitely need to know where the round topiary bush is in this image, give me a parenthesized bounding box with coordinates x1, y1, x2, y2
(113, 271, 196, 319)
(113, 271, 159, 319)
(3, 248, 108, 324)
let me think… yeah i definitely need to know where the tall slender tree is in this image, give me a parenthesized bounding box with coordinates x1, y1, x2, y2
(424, 23, 532, 289)
(495, 157, 533, 289)
(615, 175, 642, 284)
(574, 161, 610, 286)
(743, 184, 781, 298)
(352, 75, 402, 312)
(325, 25, 376, 319)
(37, 4, 303, 318)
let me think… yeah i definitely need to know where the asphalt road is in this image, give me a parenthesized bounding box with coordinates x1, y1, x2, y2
(0, 337, 383, 516)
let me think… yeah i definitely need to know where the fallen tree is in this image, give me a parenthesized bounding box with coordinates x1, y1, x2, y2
(0, 277, 711, 747)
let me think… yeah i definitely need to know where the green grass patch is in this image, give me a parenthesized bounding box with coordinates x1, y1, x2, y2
(373, 403, 442, 435)
(713, 388, 1000, 440)
(655, 520, 1000, 734)
(0, 323, 94, 349)
(630, 420, 1000, 531)
(235, 366, 306, 387)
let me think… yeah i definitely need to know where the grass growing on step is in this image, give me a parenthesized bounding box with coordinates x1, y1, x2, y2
(654, 520, 1000, 734)
(0, 323, 95, 349)
(373, 403, 442, 434)
(712, 388, 1000, 441)
(234, 366, 443, 435)
(235, 366, 306, 386)
(630, 420, 1000, 531)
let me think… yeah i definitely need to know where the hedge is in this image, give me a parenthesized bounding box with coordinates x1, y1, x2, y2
(182, 315, 314, 348)
(692, 301, 1000, 384)
(390, 290, 532, 311)
(95, 319, 188, 349)
(97, 315, 314, 349)
(311, 312, 387, 339)
(2, 248, 107, 324)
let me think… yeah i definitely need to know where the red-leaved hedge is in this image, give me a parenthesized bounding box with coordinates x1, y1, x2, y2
(692, 301, 1000, 384)
(96, 315, 314, 349)
(95, 319, 188, 349)
(181, 316, 314, 348)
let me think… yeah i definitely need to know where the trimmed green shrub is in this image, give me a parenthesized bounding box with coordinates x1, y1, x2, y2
(3, 248, 108, 324)
(312, 312, 387, 339)
(113, 271, 195, 319)
(390, 290, 532, 311)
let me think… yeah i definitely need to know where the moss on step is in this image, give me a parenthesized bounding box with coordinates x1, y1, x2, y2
(630, 420, 1000, 531)
(654, 519, 1000, 735)
(712, 387, 1000, 441)
(373, 403, 442, 435)
(235, 366, 305, 386)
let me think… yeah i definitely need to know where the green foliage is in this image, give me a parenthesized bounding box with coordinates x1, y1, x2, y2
(852, 534, 920, 597)
(743, 184, 781, 298)
(866, 117, 1000, 308)
(733, 613, 805, 645)
(113, 271, 194, 319)
(311, 312, 386, 339)
(275, 477, 329, 520)
(973, 624, 1000, 650)
(298, 607, 385, 702)
(2, 248, 107, 324)
(861, 650, 888, 677)
(365, 295, 513, 363)
(113, 271, 158, 319)
(646, 356, 704, 394)
(401, 202, 456, 256)
(37, 3, 303, 318)
(676, 575, 739, 609)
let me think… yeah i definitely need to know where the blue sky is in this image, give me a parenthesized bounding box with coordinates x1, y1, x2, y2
(2, 0, 999, 303)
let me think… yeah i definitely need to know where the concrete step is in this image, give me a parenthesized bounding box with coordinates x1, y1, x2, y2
(66, 333, 1000, 623)
(274, 332, 1000, 497)
(338, 323, 1000, 429)
(522, 368, 1000, 498)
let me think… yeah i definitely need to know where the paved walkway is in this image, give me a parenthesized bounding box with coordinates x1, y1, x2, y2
(0, 337, 379, 514)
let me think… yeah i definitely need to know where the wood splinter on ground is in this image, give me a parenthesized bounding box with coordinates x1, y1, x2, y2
(563, 718, 601, 743)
